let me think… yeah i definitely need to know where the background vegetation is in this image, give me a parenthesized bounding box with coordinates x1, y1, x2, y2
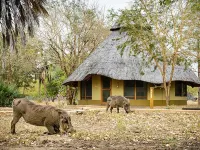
(0, 0, 110, 105)
(0, 0, 199, 106)
(0, 82, 21, 106)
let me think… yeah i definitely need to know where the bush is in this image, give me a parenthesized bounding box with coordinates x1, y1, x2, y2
(46, 68, 66, 101)
(0, 82, 22, 107)
(46, 80, 59, 101)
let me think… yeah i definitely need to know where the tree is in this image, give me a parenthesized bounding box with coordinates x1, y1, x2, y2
(115, 0, 199, 106)
(189, 0, 200, 105)
(46, 66, 66, 102)
(0, 36, 44, 92)
(159, 1, 200, 105)
(36, 0, 110, 104)
(0, 0, 48, 48)
(0, 0, 48, 82)
(38, 0, 110, 77)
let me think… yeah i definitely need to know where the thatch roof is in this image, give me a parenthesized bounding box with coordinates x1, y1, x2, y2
(63, 28, 200, 86)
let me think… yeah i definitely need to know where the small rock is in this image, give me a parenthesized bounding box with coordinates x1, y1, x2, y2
(76, 110, 84, 115)
(85, 137, 90, 140)
(166, 144, 170, 147)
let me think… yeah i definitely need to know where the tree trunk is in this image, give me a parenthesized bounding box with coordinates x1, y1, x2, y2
(66, 86, 77, 105)
(7, 53, 12, 84)
(165, 85, 170, 106)
(1, 47, 6, 79)
(39, 78, 41, 97)
(198, 88, 200, 105)
(166, 95, 170, 106)
(198, 40, 200, 106)
(198, 61, 200, 105)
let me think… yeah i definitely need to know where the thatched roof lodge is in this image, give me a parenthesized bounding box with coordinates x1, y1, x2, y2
(63, 25, 200, 106)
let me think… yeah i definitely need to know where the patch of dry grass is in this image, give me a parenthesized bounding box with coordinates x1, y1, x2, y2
(72, 111, 200, 142)
(0, 108, 200, 149)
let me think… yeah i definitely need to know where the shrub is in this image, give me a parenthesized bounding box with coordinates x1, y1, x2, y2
(0, 82, 22, 107)
(46, 80, 59, 101)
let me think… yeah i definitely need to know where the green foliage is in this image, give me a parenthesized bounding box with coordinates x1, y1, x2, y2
(46, 80, 59, 99)
(41, 0, 110, 78)
(46, 67, 66, 99)
(114, 0, 198, 67)
(20, 80, 45, 99)
(190, 0, 200, 11)
(0, 82, 22, 107)
(0, 37, 43, 91)
(0, 0, 48, 48)
(188, 86, 198, 97)
(159, 0, 176, 6)
(109, 0, 199, 105)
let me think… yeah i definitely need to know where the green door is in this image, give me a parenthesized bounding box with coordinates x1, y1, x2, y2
(101, 76, 111, 103)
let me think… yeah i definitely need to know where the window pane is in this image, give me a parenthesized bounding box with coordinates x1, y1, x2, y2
(124, 80, 134, 99)
(102, 76, 110, 89)
(81, 79, 92, 100)
(81, 82, 85, 99)
(182, 82, 187, 96)
(175, 81, 182, 96)
(136, 81, 147, 100)
(86, 79, 92, 98)
(103, 90, 110, 102)
(136, 81, 144, 87)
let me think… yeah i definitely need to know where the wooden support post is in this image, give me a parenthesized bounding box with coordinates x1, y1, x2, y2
(150, 87, 154, 109)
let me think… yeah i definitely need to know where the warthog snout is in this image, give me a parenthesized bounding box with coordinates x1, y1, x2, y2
(124, 104, 131, 113)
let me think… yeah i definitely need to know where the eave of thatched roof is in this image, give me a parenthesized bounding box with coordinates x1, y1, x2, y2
(63, 29, 200, 87)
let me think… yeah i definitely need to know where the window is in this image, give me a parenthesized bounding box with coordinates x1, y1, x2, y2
(136, 81, 147, 100)
(81, 78, 92, 100)
(124, 80, 135, 99)
(175, 81, 187, 96)
(102, 76, 111, 89)
(102, 76, 111, 102)
(124, 80, 147, 100)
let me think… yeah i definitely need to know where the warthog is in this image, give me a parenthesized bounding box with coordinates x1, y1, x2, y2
(106, 96, 130, 113)
(11, 98, 75, 135)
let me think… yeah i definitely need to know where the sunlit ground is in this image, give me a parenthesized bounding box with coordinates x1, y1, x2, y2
(0, 100, 200, 149)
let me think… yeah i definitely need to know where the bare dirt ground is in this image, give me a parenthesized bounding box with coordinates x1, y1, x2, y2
(0, 101, 200, 150)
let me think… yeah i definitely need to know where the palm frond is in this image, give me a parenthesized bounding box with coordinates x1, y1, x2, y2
(0, 0, 48, 49)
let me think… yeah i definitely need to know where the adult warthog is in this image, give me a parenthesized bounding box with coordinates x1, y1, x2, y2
(11, 98, 75, 135)
(106, 96, 130, 113)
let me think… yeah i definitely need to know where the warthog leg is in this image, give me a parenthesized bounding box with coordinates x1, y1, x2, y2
(117, 106, 119, 113)
(11, 113, 22, 134)
(45, 125, 57, 135)
(110, 107, 113, 113)
(44, 119, 57, 135)
(53, 125, 60, 133)
(106, 103, 110, 112)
